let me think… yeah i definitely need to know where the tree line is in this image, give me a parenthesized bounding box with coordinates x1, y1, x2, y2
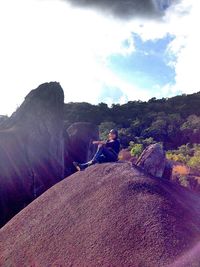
(64, 91, 200, 150)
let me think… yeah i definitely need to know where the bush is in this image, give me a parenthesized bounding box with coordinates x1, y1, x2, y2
(179, 175, 190, 188)
(166, 152, 188, 164)
(166, 144, 200, 172)
(130, 144, 143, 158)
(188, 155, 200, 172)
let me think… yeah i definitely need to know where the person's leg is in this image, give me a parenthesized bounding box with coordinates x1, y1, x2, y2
(90, 146, 117, 164)
(96, 154, 107, 163)
(91, 144, 105, 163)
(73, 144, 104, 171)
(100, 146, 118, 162)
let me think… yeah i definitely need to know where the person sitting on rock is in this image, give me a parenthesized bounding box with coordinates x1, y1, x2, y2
(73, 129, 120, 171)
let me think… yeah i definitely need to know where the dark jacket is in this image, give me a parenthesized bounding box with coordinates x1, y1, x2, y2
(105, 139, 120, 156)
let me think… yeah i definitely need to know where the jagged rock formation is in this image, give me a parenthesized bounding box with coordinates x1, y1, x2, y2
(1, 162, 199, 267)
(0, 83, 99, 227)
(64, 122, 99, 175)
(136, 143, 166, 178)
(0, 82, 65, 227)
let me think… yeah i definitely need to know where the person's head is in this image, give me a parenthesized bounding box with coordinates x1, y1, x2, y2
(108, 129, 118, 140)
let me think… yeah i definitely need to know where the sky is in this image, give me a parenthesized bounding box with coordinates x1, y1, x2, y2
(0, 0, 199, 115)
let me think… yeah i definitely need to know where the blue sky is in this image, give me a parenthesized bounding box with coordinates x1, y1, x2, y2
(0, 0, 199, 115)
(103, 33, 176, 102)
(97, 31, 182, 104)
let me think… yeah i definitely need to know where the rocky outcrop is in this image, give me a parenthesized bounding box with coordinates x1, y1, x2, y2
(0, 83, 100, 227)
(0, 82, 65, 227)
(64, 122, 99, 175)
(0, 115, 8, 126)
(163, 159, 173, 180)
(136, 143, 166, 178)
(0, 162, 199, 267)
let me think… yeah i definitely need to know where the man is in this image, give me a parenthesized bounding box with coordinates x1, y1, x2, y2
(73, 129, 120, 171)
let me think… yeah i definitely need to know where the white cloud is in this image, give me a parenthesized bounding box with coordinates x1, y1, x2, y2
(0, 0, 198, 115)
(0, 0, 135, 115)
(168, 0, 200, 94)
(129, 0, 200, 96)
(96, 66, 153, 102)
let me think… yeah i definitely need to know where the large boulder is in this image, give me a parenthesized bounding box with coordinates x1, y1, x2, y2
(136, 143, 166, 178)
(0, 82, 65, 227)
(0, 83, 100, 227)
(64, 122, 99, 175)
(0, 115, 8, 126)
(1, 162, 200, 267)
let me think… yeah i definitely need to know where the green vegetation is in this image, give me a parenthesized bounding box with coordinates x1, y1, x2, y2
(128, 137, 157, 158)
(167, 144, 200, 172)
(130, 143, 143, 158)
(188, 146, 200, 172)
(64, 91, 200, 152)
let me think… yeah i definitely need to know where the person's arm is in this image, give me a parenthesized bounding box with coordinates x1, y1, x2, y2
(92, 140, 106, 145)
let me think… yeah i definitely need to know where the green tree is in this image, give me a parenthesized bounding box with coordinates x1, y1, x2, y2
(118, 128, 133, 148)
(181, 115, 200, 143)
(63, 91, 200, 149)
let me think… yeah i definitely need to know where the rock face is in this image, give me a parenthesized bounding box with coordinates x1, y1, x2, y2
(163, 159, 173, 180)
(64, 122, 99, 175)
(0, 83, 99, 227)
(1, 162, 200, 267)
(0, 115, 8, 126)
(0, 82, 65, 227)
(136, 143, 166, 178)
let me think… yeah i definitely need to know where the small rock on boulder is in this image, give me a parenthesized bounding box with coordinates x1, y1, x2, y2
(136, 143, 166, 178)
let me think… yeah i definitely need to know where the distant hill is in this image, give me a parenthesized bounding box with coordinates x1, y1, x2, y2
(2, 91, 200, 149)
(64, 91, 200, 149)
